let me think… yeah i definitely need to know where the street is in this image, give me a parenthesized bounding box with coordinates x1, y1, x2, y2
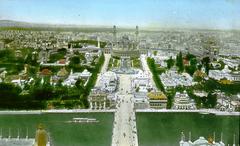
(112, 75, 138, 146)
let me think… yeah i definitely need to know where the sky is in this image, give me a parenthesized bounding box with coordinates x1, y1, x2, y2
(0, 0, 240, 29)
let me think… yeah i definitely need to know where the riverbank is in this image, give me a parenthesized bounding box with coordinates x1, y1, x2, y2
(0, 109, 115, 114)
(136, 109, 240, 116)
(0, 108, 239, 116)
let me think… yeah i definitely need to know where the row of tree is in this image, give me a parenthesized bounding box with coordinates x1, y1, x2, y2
(0, 82, 46, 109)
(197, 79, 240, 95)
(147, 57, 165, 92)
(176, 51, 184, 72)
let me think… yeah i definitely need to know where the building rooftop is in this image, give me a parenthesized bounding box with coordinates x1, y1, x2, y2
(147, 91, 167, 100)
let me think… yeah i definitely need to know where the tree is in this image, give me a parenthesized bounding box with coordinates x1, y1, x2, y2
(30, 77, 54, 101)
(166, 93, 174, 109)
(49, 53, 64, 63)
(147, 57, 165, 92)
(57, 48, 67, 55)
(136, 87, 140, 92)
(70, 56, 80, 65)
(197, 64, 202, 70)
(24, 52, 38, 66)
(79, 53, 86, 62)
(176, 51, 184, 72)
(186, 52, 196, 60)
(166, 57, 175, 69)
(83, 53, 105, 108)
(153, 51, 157, 56)
(75, 79, 85, 92)
(0, 49, 15, 62)
(206, 93, 217, 108)
(202, 57, 210, 75)
(0, 82, 22, 101)
(185, 58, 197, 76)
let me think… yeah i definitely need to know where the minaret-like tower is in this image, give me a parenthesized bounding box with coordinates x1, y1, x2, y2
(113, 25, 117, 43)
(135, 25, 139, 49)
(135, 25, 139, 42)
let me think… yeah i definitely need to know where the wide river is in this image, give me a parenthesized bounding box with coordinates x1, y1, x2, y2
(0, 112, 239, 146)
(136, 112, 239, 146)
(0, 113, 114, 146)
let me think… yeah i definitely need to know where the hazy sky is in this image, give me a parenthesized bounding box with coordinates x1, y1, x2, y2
(0, 0, 240, 29)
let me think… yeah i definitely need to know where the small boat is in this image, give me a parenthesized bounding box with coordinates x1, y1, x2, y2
(200, 111, 210, 115)
(66, 118, 99, 123)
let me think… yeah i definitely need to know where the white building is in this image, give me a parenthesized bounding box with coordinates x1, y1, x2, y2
(88, 88, 108, 110)
(107, 93, 118, 109)
(79, 69, 92, 79)
(98, 71, 118, 93)
(222, 58, 239, 69)
(209, 65, 240, 81)
(62, 69, 91, 87)
(134, 92, 149, 109)
(151, 50, 177, 60)
(11, 79, 26, 88)
(173, 91, 196, 110)
(160, 71, 193, 88)
(180, 136, 225, 146)
(151, 51, 176, 68)
(85, 52, 93, 64)
(132, 70, 152, 92)
(193, 90, 208, 97)
(216, 93, 240, 112)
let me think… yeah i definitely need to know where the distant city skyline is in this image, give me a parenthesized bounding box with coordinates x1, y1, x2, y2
(0, 0, 240, 30)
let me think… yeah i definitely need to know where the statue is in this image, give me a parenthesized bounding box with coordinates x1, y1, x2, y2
(34, 124, 48, 146)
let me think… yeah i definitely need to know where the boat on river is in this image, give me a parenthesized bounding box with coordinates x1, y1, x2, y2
(66, 118, 99, 123)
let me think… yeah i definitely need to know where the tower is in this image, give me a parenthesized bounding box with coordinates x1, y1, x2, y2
(135, 26, 139, 50)
(113, 25, 117, 43)
(135, 26, 139, 42)
(35, 124, 48, 146)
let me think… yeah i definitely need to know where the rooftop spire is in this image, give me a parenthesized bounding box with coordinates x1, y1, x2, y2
(0, 128, 2, 139)
(213, 132, 215, 143)
(233, 134, 236, 146)
(188, 131, 191, 142)
(220, 132, 223, 142)
(26, 127, 28, 139)
(17, 128, 20, 139)
(181, 132, 185, 141)
(8, 128, 11, 139)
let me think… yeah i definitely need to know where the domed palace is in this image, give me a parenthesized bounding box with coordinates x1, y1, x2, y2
(110, 25, 140, 58)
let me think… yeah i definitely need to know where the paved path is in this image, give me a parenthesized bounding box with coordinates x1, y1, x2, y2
(112, 75, 138, 146)
(95, 54, 111, 87)
(140, 54, 157, 90)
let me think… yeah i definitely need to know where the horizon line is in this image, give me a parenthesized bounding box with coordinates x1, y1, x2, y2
(1, 19, 240, 32)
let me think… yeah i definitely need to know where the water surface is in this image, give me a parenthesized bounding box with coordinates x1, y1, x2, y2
(136, 112, 239, 146)
(0, 113, 114, 146)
